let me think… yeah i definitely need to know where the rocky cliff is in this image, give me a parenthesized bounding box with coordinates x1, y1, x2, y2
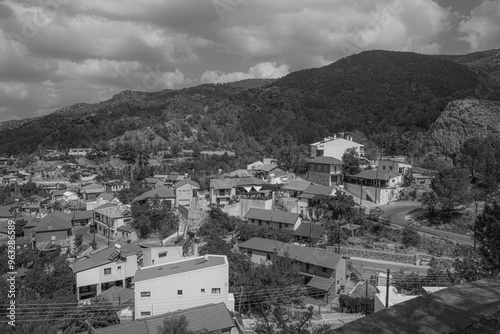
(429, 99, 500, 157)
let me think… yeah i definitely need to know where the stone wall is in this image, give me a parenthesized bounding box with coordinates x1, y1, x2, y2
(306, 170, 330, 186)
(344, 183, 402, 205)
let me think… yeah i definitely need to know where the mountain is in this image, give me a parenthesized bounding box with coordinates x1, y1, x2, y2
(0, 49, 498, 158)
(429, 99, 500, 157)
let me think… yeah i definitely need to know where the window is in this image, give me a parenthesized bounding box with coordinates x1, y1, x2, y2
(141, 291, 151, 297)
(322, 267, 327, 273)
(158, 252, 167, 258)
(279, 223, 283, 229)
(201, 288, 205, 294)
(382, 165, 386, 170)
(305, 263, 310, 271)
(177, 290, 183, 296)
(141, 311, 151, 316)
(212, 288, 221, 294)
(104, 268, 111, 275)
(247, 250, 253, 257)
(389, 165, 393, 171)
(258, 221, 262, 226)
(117, 266, 121, 270)
(267, 254, 271, 261)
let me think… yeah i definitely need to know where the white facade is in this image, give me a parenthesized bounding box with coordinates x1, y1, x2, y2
(142, 246, 184, 267)
(310, 137, 364, 161)
(134, 255, 234, 319)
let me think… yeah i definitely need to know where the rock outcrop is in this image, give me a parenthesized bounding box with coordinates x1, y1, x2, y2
(429, 99, 500, 157)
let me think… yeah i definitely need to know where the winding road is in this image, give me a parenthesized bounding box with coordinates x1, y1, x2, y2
(381, 201, 473, 245)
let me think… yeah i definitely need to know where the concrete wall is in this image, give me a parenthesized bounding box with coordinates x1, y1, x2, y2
(344, 183, 401, 205)
(239, 198, 272, 218)
(142, 246, 184, 267)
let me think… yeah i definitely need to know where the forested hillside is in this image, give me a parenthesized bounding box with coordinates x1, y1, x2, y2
(0, 49, 498, 161)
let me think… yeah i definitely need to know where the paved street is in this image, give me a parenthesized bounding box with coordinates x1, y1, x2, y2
(381, 201, 473, 245)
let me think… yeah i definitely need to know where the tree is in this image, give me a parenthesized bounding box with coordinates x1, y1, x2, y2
(473, 202, 500, 275)
(58, 296, 120, 333)
(401, 169, 415, 187)
(70, 173, 81, 182)
(431, 167, 472, 214)
(14, 218, 28, 237)
(421, 190, 439, 216)
(400, 226, 420, 247)
(157, 315, 196, 334)
(342, 147, 361, 176)
(452, 244, 490, 282)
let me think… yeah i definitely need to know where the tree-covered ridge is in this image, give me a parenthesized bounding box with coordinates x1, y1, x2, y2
(0, 49, 499, 159)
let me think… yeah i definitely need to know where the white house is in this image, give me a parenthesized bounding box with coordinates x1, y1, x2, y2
(93, 203, 132, 240)
(374, 286, 446, 313)
(142, 245, 185, 267)
(133, 255, 235, 319)
(62, 191, 78, 202)
(310, 134, 364, 161)
(72, 243, 142, 301)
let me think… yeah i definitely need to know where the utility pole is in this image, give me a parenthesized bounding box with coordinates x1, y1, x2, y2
(365, 278, 369, 316)
(360, 183, 363, 206)
(474, 201, 478, 250)
(337, 219, 341, 254)
(385, 269, 390, 308)
(239, 286, 244, 315)
(375, 167, 379, 205)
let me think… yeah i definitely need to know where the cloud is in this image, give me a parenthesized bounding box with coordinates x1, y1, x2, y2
(200, 62, 289, 84)
(458, 0, 500, 51)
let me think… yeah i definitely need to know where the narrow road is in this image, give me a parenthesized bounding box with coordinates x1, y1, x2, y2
(381, 202, 473, 245)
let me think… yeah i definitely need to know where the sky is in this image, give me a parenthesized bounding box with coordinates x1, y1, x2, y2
(0, 0, 499, 121)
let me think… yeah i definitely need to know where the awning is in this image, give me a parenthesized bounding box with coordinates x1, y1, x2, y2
(307, 276, 335, 292)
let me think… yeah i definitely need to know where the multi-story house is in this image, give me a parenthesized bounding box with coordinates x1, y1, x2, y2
(104, 181, 130, 194)
(81, 184, 105, 201)
(377, 159, 412, 175)
(209, 177, 265, 205)
(68, 148, 92, 157)
(133, 187, 175, 208)
(310, 133, 364, 161)
(306, 156, 344, 187)
(297, 184, 337, 217)
(93, 204, 132, 240)
(31, 212, 73, 250)
(244, 208, 301, 232)
(174, 179, 200, 207)
(344, 169, 402, 205)
(72, 243, 142, 301)
(133, 255, 235, 319)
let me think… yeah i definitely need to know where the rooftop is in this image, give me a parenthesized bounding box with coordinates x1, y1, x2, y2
(133, 187, 175, 202)
(72, 244, 142, 273)
(244, 208, 300, 224)
(238, 237, 285, 254)
(281, 180, 312, 192)
(92, 302, 234, 334)
(72, 210, 93, 220)
(209, 177, 265, 189)
(307, 156, 344, 165)
(100, 286, 134, 308)
(332, 277, 500, 334)
(293, 223, 326, 239)
(174, 178, 200, 189)
(349, 170, 400, 181)
(133, 255, 227, 283)
(31, 212, 72, 232)
(302, 184, 336, 196)
(94, 204, 131, 219)
(278, 243, 343, 269)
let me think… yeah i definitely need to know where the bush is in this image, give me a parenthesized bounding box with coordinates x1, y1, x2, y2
(339, 295, 374, 314)
(400, 227, 421, 247)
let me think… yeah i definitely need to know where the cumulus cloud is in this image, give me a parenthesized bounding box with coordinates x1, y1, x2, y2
(459, 0, 500, 51)
(200, 62, 289, 84)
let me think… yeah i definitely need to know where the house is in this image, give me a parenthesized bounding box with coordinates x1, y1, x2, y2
(244, 208, 301, 232)
(71, 210, 93, 226)
(293, 222, 326, 241)
(100, 286, 135, 309)
(209, 177, 266, 205)
(0, 206, 14, 219)
(238, 237, 285, 263)
(51, 189, 67, 202)
(133, 187, 176, 208)
(86, 193, 121, 211)
(297, 184, 337, 217)
(144, 177, 165, 189)
(247, 158, 276, 170)
(115, 224, 137, 243)
(81, 184, 105, 201)
(306, 156, 344, 187)
(62, 190, 78, 202)
(310, 133, 364, 160)
(344, 170, 401, 205)
(281, 180, 312, 198)
(31, 212, 73, 250)
(68, 148, 92, 157)
(104, 181, 130, 194)
(87, 302, 235, 334)
(93, 204, 132, 240)
(142, 245, 184, 267)
(133, 255, 235, 319)
(174, 179, 200, 207)
(330, 277, 500, 334)
(72, 243, 142, 301)
(252, 164, 287, 184)
(278, 243, 347, 297)
(154, 173, 187, 187)
(377, 159, 412, 174)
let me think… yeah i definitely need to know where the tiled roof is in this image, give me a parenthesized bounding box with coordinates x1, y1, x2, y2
(94, 302, 234, 334)
(330, 277, 500, 334)
(244, 208, 300, 224)
(133, 255, 227, 283)
(94, 204, 131, 219)
(31, 213, 72, 232)
(293, 223, 326, 239)
(100, 286, 134, 307)
(238, 237, 284, 254)
(223, 169, 253, 178)
(349, 170, 400, 181)
(51, 190, 66, 196)
(282, 180, 311, 192)
(307, 276, 335, 291)
(97, 192, 115, 201)
(302, 184, 336, 196)
(278, 243, 342, 269)
(254, 164, 280, 172)
(72, 210, 93, 220)
(307, 156, 344, 165)
(144, 177, 160, 184)
(133, 188, 175, 202)
(117, 224, 135, 232)
(209, 177, 265, 189)
(174, 178, 200, 189)
(82, 184, 105, 193)
(72, 244, 142, 273)
(0, 206, 14, 218)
